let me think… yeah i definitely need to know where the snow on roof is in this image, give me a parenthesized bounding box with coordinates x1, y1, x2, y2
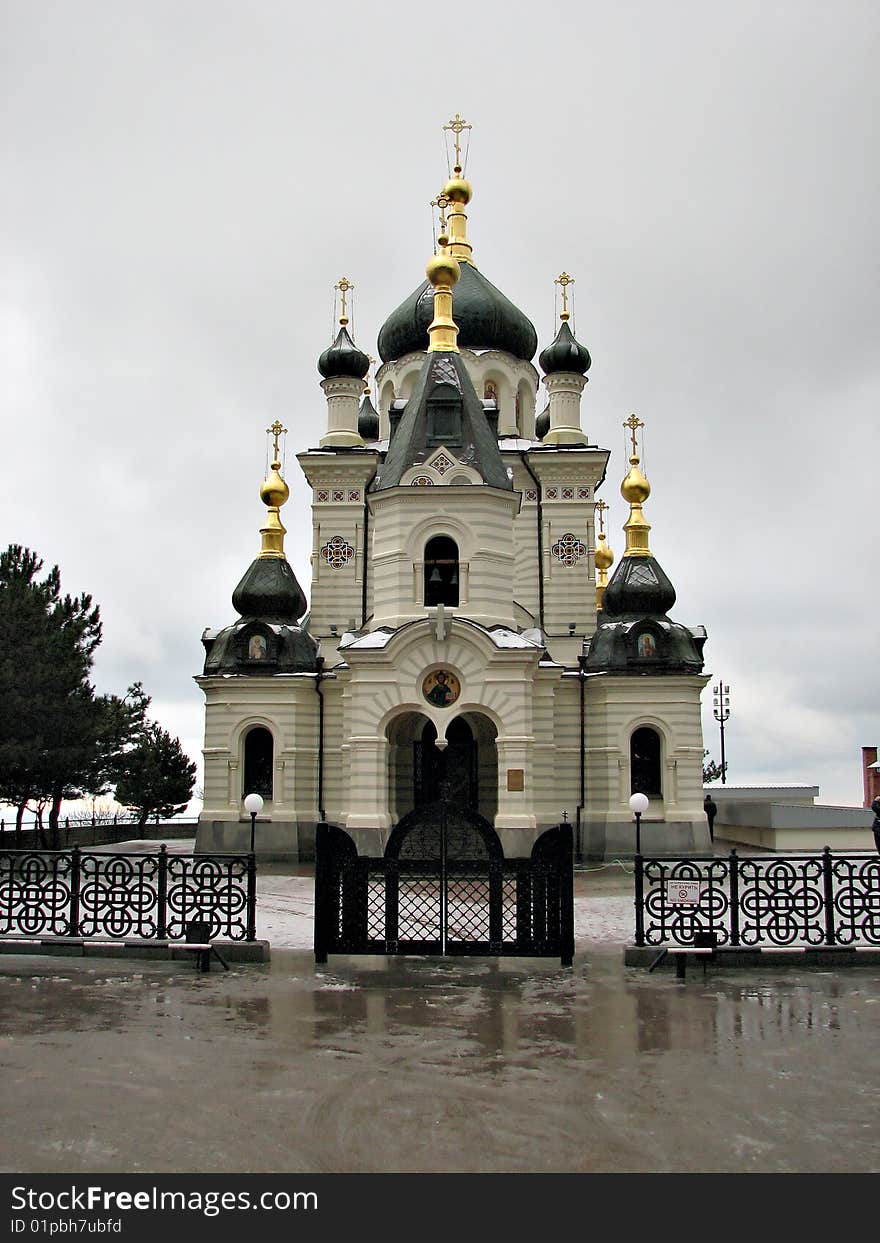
(339, 628, 396, 650)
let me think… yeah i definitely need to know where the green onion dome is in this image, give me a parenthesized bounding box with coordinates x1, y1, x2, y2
(318, 325, 370, 380)
(377, 261, 538, 363)
(538, 320, 591, 376)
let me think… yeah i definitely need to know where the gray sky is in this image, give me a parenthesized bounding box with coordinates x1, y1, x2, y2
(2, 0, 877, 809)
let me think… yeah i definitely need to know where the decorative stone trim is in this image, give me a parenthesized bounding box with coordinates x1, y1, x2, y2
(410, 476, 435, 486)
(428, 451, 455, 476)
(524, 489, 538, 502)
(546, 488, 559, 500)
(550, 532, 587, 566)
(332, 490, 345, 503)
(578, 487, 591, 499)
(348, 489, 361, 502)
(320, 536, 355, 568)
(316, 490, 329, 503)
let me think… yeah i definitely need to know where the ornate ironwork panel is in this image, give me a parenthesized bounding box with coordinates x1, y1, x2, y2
(635, 849, 880, 950)
(0, 848, 256, 943)
(0, 852, 74, 937)
(830, 855, 880, 945)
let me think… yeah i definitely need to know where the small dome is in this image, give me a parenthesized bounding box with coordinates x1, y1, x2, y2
(594, 533, 614, 572)
(358, 393, 380, 441)
(444, 175, 472, 204)
(535, 404, 550, 440)
(621, 461, 650, 503)
(539, 320, 591, 376)
(232, 556, 307, 623)
(602, 554, 676, 619)
(260, 465, 289, 509)
(318, 325, 369, 380)
(378, 261, 538, 363)
(426, 249, 461, 288)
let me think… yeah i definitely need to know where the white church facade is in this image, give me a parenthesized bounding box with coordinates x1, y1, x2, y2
(195, 121, 711, 862)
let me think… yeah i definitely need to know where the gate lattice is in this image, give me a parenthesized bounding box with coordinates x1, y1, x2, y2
(314, 804, 574, 965)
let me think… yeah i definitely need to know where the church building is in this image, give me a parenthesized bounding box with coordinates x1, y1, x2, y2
(195, 118, 711, 862)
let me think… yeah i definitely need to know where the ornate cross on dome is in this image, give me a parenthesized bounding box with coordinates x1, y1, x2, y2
(443, 113, 471, 170)
(431, 192, 450, 234)
(335, 276, 354, 326)
(623, 413, 645, 458)
(267, 419, 288, 462)
(595, 497, 609, 535)
(555, 271, 574, 321)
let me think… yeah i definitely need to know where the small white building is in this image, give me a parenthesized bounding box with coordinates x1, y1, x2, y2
(195, 134, 711, 861)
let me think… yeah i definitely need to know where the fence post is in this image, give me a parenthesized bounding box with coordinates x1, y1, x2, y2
(69, 845, 81, 938)
(822, 846, 835, 946)
(729, 849, 740, 946)
(560, 821, 574, 967)
(157, 844, 168, 939)
(314, 823, 332, 962)
(246, 850, 257, 942)
(634, 852, 645, 947)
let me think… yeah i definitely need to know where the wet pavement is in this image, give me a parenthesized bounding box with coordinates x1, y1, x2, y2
(2, 940, 879, 1174)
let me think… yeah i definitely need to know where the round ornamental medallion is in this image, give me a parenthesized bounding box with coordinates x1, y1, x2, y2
(422, 669, 461, 708)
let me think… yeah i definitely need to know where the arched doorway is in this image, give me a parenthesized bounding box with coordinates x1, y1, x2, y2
(386, 712, 498, 823)
(415, 717, 476, 809)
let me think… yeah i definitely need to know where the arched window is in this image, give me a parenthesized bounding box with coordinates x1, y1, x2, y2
(243, 727, 273, 800)
(630, 727, 662, 799)
(424, 535, 459, 607)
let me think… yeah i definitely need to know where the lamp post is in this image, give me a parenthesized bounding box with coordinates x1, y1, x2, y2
(243, 792, 264, 855)
(629, 792, 649, 855)
(713, 681, 730, 785)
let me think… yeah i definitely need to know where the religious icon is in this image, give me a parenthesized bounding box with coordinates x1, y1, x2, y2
(422, 669, 460, 708)
(248, 634, 268, 661)
(637, 632, 657, 659)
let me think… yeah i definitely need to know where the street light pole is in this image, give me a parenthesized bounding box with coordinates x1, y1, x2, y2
(243, 792, 264, 855)
(629, 792, 649, 855)
(713, 681, 731, 785)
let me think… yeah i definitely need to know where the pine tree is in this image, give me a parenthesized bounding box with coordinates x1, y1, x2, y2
(114, 724, 197, 826)
(0, 546, 152, 846)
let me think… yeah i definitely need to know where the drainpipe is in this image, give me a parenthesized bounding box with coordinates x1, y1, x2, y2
(314, 657, 326, 823)
(576, 652, 586, 860)
(519, 452, 544, 632)
(361, 465, 378, 627)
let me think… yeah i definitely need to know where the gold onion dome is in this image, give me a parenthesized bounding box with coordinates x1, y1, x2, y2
(260, 462, 290, 509)
(621, 458, 651, 504)
(444, 174, 472, 203)
(426, 244, 461, 288)
(594, 533, 614, 571)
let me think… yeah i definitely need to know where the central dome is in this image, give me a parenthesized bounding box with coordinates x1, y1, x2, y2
(377, 262, 538, 363)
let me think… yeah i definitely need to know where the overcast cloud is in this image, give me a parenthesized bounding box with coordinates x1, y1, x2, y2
(2, 0, 877, 810)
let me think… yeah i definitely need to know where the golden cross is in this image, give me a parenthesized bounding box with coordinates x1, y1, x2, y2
(432, 192, 450, 234)
(335, 276, 354, 325)
(267, 420, 287, 461)
(595, 498, 609, 535)
(555, 272, 574, 321)
(623, 413, 645, 458)
(443, 113, 471, 169)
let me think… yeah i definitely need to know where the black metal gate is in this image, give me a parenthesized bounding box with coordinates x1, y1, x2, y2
(314, 803, 574, 965)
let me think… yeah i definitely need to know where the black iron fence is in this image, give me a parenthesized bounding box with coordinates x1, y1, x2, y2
(635, 847, 880, 948)
(0, 846, 257, 942)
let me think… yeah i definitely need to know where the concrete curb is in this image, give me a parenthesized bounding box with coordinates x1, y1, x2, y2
(0, 937, 271, 964)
